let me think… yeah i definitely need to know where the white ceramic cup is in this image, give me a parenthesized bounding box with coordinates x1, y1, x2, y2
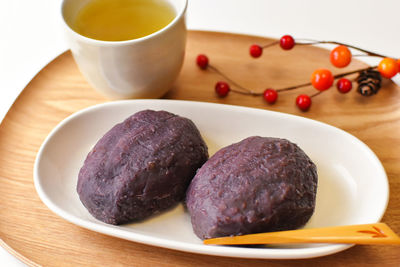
(61, 0, 187, 99)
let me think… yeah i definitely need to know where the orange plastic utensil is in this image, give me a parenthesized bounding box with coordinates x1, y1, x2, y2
(204, 223, 400, 245)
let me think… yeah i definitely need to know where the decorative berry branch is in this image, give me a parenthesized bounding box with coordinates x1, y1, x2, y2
(196, 35, 400, 111)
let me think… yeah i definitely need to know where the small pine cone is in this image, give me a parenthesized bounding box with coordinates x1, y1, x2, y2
(357, 69, 382, 96)
(358, 83, 379, 96)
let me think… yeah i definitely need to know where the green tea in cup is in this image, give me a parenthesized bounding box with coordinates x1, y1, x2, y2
(71, 0, 176, 41)
(62, 0, 187, 99)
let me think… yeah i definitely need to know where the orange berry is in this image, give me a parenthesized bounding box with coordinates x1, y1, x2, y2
(378, 58, 399, 78)
(311, 69, 334, 91)
(330, 45, 352, 68)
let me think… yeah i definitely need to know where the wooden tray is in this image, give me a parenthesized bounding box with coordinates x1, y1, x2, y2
(1, 31, 399, 266)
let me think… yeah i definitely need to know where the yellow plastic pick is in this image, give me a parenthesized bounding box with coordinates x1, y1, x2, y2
(204, 223, 400, 245)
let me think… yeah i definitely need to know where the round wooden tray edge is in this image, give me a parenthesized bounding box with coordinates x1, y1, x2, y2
(0, 239, 39, 267)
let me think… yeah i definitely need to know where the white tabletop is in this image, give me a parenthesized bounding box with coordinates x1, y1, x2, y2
(1, 0, 399, 265)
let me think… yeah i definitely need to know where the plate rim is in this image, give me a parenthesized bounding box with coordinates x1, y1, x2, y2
(33, 99, 389, 259)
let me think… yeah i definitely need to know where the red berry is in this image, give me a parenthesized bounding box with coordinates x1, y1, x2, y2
(311, 69, 334, 91)
(196, 54, 209, 69)
(280, 35, 295, 50)
(249, 44, 263, 58)
(378, 58, 399, 78)
(336, 78, 352, 93)
(215, 81, 230, 97)
(263, 88, 278, 104)
(296, 94, 312, 111)
(330, 45, 352, 68)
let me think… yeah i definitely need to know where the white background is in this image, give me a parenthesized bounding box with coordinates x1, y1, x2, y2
(1, 0, 399, 265)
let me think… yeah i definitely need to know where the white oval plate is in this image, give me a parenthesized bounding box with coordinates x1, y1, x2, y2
(34, 100, 389, 259)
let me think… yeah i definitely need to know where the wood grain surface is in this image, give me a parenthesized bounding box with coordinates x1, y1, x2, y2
(0, 31, 399, 266)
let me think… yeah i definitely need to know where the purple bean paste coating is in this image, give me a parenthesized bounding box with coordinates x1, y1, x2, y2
(77, 110, 208, 225)
(186, 136, 317, 239)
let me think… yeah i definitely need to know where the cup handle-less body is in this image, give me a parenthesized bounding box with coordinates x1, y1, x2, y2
(62, 0, 187, 99)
